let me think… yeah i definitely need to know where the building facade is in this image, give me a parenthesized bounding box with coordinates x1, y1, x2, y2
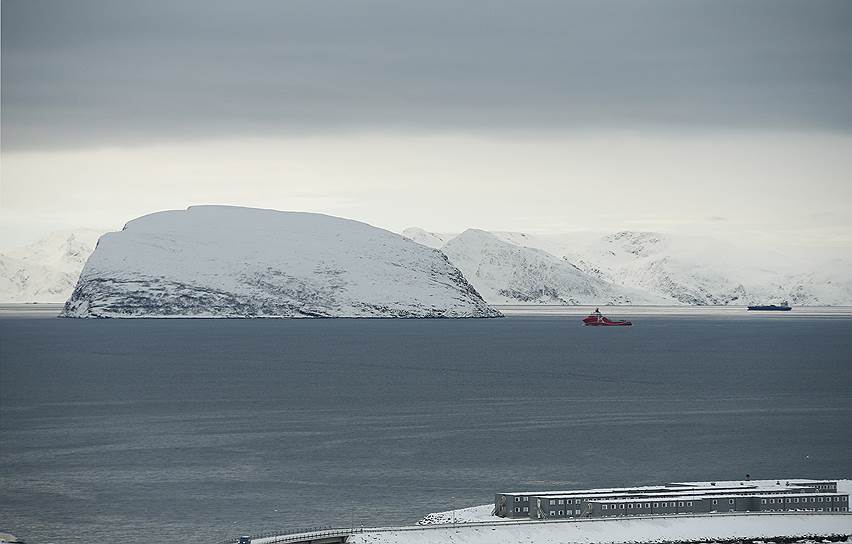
(494, 479, 847, 520)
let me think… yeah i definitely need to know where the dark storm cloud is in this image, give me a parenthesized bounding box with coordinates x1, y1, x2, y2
(3, 0, 852, 149)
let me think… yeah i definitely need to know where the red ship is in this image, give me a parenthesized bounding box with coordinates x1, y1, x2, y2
(582, 308, 632, 326)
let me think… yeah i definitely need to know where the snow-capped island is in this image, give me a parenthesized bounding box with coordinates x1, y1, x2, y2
(61, 206, 500, 319)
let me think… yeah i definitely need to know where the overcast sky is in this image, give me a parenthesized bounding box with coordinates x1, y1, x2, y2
(2, 0, 852, 250)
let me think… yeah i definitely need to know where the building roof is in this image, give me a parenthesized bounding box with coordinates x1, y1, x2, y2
(590, 492, 846, 504)
(671, 478, 834, 487)
(499, 479, 836, 498)
(500, 486, 668, 497)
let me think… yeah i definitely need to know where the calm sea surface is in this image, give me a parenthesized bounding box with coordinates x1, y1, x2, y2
(1, 306, 851, 544)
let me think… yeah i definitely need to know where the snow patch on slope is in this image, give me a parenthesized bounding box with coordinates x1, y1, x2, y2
(62, 207, 500, 318)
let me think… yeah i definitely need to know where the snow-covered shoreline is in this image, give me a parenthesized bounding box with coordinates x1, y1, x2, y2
(340, 513, 852, 544)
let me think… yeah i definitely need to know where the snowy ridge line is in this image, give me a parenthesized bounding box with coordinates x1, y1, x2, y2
(225, 512, 851, 544)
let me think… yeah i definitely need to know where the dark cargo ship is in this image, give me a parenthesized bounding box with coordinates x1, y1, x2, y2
(747, 302, 792, 311)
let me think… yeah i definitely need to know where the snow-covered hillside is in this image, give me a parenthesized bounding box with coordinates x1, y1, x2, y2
(0, 230, 103, 302)
(62, 206, 500, 318)
(546, 231, 852, 306)
(401, 228, 455, 250)
(6, 221, 850, 307)
(441, 229, 665, 305)
(404, 225, 852, 306)
(783, 260, 852, 306)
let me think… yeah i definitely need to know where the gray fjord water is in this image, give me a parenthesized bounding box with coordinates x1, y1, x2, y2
(1, 306, 850, 544)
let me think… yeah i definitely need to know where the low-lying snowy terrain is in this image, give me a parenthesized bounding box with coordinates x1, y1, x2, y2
(351, 514, 852, 544)
(62, 206, 499, 318)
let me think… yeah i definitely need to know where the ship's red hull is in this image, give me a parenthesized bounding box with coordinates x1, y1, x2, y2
(583, 315, 632, 326)
(584, 321, 631, 326)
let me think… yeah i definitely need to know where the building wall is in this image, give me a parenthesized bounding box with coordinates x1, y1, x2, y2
(539, 493, 846, 519)
(498, 494, 530, 518)
(532, 496, 591, 519)
(493, 482, 845, 520)
(757, 494, 848, 512)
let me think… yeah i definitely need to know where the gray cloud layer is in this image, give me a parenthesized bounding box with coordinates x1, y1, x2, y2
(3, 0, 852, 149)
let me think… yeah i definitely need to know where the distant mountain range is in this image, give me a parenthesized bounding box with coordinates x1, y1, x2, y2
(403, 227, 852, 306)
(0, 230, 103, 303)
(2, 219, 849, 307)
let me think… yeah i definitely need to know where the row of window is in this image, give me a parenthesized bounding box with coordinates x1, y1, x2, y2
(548, 510, 582, 516)
(511, 484, 836, 501)
(521, 505, 850, 515)
(601, 501, 694, 510)
(513, 493, 845, 508)
(549, 498, 583, 505)
(761, 496, 845, 504)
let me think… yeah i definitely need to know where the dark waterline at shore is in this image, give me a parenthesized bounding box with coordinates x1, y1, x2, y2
(1, 307, 850, 544)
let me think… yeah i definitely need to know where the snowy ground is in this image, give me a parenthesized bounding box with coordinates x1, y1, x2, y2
(417, 504, 506, 525)
(350, 514, 851, 544)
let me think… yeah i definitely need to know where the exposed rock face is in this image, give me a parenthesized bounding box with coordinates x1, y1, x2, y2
(62, 206, 500, 318)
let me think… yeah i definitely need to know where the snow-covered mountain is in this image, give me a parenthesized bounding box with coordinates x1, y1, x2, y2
(560, 231, 762, 305)
(6, 219, 849, 308)
(545, 231, 852, 306)
(0, 230, 103, 302)
(401, 227, 455, 250)
(405, 226, 852, 306)
(62, 206, 500, 318)
(441, 229, 665, 305)
(781, 260, 852, 306)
